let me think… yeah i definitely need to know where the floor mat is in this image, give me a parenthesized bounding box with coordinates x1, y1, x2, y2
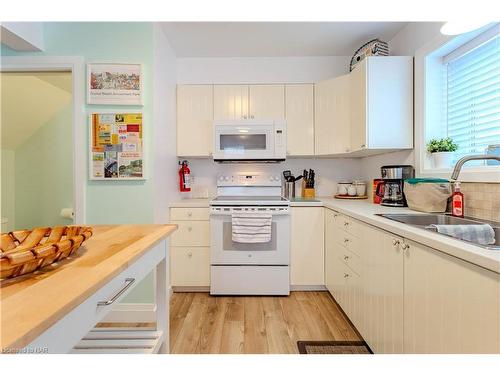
(297, 341, 372, 354)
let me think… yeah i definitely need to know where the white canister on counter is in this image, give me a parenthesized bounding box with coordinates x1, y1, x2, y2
(354, 181, 367, 196)
(347, 184, 357, 196)
(337, 182, 352, 195)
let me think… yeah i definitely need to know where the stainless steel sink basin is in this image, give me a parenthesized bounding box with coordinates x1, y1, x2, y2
(377, 213, 500, 250)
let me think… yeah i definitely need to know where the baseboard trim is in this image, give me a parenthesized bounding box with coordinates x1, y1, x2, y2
(171, 286, 326, 292)
(291, 285, 327, 291)
(102, 303, 156, 323)
(172, 286, 210, 292)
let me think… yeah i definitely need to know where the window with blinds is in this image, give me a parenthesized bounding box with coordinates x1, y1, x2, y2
(446, 34, 500, 162)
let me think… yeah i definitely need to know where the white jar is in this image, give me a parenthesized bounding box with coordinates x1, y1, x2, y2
(354, 181, 367, 196)
(337, 182, 351, 195)
(347, 184, 357, 196)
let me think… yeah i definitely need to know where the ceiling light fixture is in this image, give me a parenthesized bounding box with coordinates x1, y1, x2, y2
(440, 21, 491, 35)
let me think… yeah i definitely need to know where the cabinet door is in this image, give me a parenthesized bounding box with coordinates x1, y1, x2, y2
(214, 85, 249, 120)
(361, 225, 403, 354)
(314, 75, 351, 155)
(285, 84, 314, 156)
(290, 207, 325, 286)
(325, 209, 338, 294)
(177, 85, 214, 157)
(350, 60, 367, 151)
(170, 247, 210, 287)
(366, 57, 413, 149)
(249, 84, 285, 119)
(404, 240, 500, 353)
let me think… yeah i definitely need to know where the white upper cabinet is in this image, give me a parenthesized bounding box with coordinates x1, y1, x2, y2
(285, 84, 314, 156)
(177, 85, 214, 157)
(350, 56, 413, 152)
(249, 84, 285, 119)
(213, 85, 249, 120)
(315, 74, 351, 155)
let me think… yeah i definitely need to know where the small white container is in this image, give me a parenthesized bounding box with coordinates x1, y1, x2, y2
(432, 152, 455, 169)
(347, 184, 357, 196)
(337, 182, 351, 195)
(354, 181, 367, 196)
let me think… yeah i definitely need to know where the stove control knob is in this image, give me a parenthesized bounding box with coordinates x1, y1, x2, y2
(224, 176, 229, 181)
(274, 175, 280, 181)
(269, 176, 274, 181)
(218, 176, 225, 182)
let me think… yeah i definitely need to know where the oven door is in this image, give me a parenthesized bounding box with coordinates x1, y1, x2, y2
(213, 121, 275, 160)
(210, 208, 290, 265)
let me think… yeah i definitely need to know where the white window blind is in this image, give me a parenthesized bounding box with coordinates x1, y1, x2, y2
(447, 34, 500, 160)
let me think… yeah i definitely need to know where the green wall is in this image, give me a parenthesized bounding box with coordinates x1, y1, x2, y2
(2, 22, 155, 225)
(1, 149, 16, 232)
(1, 23, 157, 303)
(14, 104, 74, 230)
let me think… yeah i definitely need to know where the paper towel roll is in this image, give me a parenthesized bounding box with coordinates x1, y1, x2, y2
(60, 208, 74, 220)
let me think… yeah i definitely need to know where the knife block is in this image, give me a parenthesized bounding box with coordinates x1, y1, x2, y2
(303, 188, 315, 198)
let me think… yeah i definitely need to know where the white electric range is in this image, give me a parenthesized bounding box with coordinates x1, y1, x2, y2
(209, 172, 290, 295)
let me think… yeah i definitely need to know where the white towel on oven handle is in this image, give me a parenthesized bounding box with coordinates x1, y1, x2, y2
(232, 213, 272, 243)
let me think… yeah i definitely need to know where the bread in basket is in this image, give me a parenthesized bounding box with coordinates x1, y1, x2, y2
(0, 226, 93, 279)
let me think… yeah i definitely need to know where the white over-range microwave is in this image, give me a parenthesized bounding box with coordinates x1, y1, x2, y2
(212, 119, 286, 162)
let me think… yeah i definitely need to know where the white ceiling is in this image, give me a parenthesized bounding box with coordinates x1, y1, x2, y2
(1, 71, 72, 150)
(161, 22, 409, 57)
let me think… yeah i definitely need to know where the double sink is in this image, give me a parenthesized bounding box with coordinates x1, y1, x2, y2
(378, 213, 500, 250)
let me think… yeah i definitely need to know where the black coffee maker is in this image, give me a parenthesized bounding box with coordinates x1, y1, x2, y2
(376, 165, 414, 207)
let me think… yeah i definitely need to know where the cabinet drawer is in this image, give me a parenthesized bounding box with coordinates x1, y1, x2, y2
(337, 231, 360, 257)
(339, 247, 361, 276)
(170, 221, 210, 246)
(26, 241, 166, 353)
(170, 247, 210, 286)
(340, 216, 361, 237)
(170, 208, 209, 221)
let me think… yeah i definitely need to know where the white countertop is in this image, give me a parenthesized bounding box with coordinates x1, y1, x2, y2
(169, 198, 211, 208)
(170, 196, 500, 273)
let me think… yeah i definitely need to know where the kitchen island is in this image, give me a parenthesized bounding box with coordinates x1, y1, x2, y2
(1, 224, 177, 354)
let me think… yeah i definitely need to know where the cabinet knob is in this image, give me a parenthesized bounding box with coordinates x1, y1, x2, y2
(402, 243, 410, 250)
(187, 212, 192, 217)
(392, 239, 400, 246)
(344, 238, 349, 243)
(361, 144, 366, 149)
(187, 251, 193, 258)
(344, 222, 349, 226)
(333, 214, 338, 218)
(243, 115, 248, 119)
(344, 255, 350, 261)
(250, 115, 255, 119)
(344, 273, 349, 278)
(187, 226, 192, 232)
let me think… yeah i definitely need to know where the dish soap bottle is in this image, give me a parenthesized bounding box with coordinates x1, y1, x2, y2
(451, 181, 464, 218)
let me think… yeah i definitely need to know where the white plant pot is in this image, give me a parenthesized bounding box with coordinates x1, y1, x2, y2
(432, 152, 454, 169)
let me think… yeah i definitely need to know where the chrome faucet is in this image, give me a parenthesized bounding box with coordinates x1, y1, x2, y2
(450, 154, 500, 181)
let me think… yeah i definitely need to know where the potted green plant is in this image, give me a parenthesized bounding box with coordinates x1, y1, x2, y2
(426, 137, 458, 169)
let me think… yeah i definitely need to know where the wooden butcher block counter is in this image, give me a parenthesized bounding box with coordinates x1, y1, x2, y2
(1, 224, 177, 354)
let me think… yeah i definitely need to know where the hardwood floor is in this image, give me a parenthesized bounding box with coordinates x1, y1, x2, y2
(170, 291, 362, 354)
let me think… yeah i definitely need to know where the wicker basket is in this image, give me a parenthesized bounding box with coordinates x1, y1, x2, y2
(0, 226, 93, 279)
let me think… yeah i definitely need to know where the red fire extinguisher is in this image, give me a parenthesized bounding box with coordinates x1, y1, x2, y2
(179, 160, 191, 192)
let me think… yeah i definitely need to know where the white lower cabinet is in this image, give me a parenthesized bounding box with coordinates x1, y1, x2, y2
(403, 239, 500, 353)
(169, 208, 210, 288)
(170, 247, 210, 287)
(290, 207, 325, 287)
(324, 208, 500, 354)
(361, 225, 403, 354)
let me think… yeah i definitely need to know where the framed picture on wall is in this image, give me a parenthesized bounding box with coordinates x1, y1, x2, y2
(89, 112, 146, 180)
(87, 63, 143, 105)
